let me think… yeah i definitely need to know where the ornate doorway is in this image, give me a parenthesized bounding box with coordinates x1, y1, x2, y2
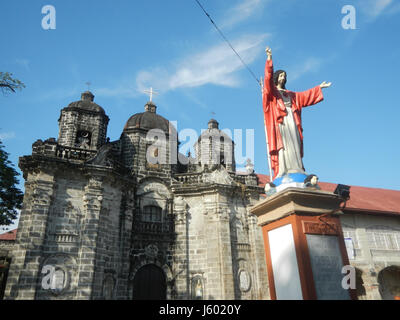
(132, 264, 166, 300)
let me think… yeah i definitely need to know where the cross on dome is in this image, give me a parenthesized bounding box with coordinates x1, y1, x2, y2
(144, 87, 158, 102)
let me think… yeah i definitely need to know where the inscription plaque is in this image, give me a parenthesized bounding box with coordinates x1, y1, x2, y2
(306, 234, 350, 300)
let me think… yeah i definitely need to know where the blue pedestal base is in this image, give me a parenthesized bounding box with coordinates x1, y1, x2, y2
(273, 173, 308, 187)
(264, 173, 320, 197)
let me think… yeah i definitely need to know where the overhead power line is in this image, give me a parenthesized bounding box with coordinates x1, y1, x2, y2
(193, 0, 261, 87)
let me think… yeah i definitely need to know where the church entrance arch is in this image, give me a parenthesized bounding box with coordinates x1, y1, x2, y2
(132, 264, 166, 300)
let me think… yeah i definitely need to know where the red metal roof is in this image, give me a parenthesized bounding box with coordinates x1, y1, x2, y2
(256, 174, 400, 215)
(0, 229, 17, 241)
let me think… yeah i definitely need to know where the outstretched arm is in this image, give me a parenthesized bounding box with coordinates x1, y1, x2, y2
(295, 86, 324, 108)
(263, 47, 274, 98)
(295, 81, 331, 108)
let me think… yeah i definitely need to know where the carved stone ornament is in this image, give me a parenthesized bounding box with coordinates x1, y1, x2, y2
(145, 244, 159, 258)
(204, 167, 234, 185)
(238, 269, 251, 292)
(88, 177, 103, 188)
(174, 196, 188, 212)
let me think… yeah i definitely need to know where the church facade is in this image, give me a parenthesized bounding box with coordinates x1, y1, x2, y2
(2, 91, 269, 300)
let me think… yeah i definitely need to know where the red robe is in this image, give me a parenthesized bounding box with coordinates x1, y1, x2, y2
(262, 59, 324, 181)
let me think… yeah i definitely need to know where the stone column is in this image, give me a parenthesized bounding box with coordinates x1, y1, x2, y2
(76, 175, 104, 299)
(204, 193, 234, 300)
(5, 169, 56, 299)
(247, 212, 270, 299)
(116, 189, 134, 300)
(172, 196, 189, 299)
(217, 205, 235, 300)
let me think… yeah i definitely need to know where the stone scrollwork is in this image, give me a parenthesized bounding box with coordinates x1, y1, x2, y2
(173, 196, 188, 224)
(88, 176, 103, 189)
(238, 269, 251, 292)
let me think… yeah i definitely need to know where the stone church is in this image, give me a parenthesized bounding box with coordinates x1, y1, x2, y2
(3, 91, 269, 300)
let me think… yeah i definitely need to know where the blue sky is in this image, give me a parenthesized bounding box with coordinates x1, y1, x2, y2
(1, 0, 400, 215)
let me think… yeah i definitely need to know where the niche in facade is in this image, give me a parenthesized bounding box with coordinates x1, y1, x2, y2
(75, 130, 91, 149)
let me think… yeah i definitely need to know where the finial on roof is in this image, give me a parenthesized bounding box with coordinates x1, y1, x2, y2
(81, 91, 94, 102)
(144, 101, 157, 113)
(208, 118, 219, 129)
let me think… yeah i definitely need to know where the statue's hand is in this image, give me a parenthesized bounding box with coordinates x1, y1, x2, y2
(320, 81, 332, 88)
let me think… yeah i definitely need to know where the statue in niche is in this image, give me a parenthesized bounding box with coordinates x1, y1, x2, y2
(191, 277, 203, 300)
(102, 275, 115, 300)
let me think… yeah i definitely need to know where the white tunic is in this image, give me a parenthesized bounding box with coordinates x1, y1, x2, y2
(276, 90, 305, 178)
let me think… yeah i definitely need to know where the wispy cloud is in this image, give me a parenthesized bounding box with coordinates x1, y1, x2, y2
(358, 0, 394, 19)
(289, 57, 325, 82)
(96, 1, 271, 99)
(0, 132, 16, 141)
(136, 33, 269, 93)
(220, 0, 266, 29)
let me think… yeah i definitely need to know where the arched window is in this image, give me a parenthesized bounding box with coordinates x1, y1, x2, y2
(143, 205, 162, 222)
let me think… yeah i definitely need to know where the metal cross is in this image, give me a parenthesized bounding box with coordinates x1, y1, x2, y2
(85, 81, 91, 91)
(144, 87, 158, 102)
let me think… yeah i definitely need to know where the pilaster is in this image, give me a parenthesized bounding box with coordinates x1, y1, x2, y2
(5, 169, 56, 299)
(76, 174, 104, 299)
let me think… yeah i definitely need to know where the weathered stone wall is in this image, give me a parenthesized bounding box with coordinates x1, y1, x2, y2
(4, 161, 134, 300)
(5, 168, 56, 299)
(340, 213, 400, 300)
(172, 185, 269, 300)
(121, 130, 176, 180)
(58, 110, 108, 150)
(87, 175, 132, 300)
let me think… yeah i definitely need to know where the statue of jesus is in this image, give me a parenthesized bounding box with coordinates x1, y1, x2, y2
(262, 47, 331, 181)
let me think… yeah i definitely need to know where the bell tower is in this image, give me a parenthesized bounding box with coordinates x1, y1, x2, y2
(58, 91, 109, 150)
(194, 119, 236, 172)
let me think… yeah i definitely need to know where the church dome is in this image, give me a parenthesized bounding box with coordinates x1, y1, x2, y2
(123, 101, 172, 134)
(64, 91, 106, 115)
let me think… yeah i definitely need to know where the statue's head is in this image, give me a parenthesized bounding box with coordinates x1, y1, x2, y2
(273, 70, 287, 89)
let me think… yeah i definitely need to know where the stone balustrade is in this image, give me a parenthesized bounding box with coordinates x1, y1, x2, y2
(133, 221, 171, 234)
(173, 171, 255, 186)
(55, 145, 97, 161)
(173, 173, 205, 185)
(50, 233, 78, 243)
(31, 138, 97, 161)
